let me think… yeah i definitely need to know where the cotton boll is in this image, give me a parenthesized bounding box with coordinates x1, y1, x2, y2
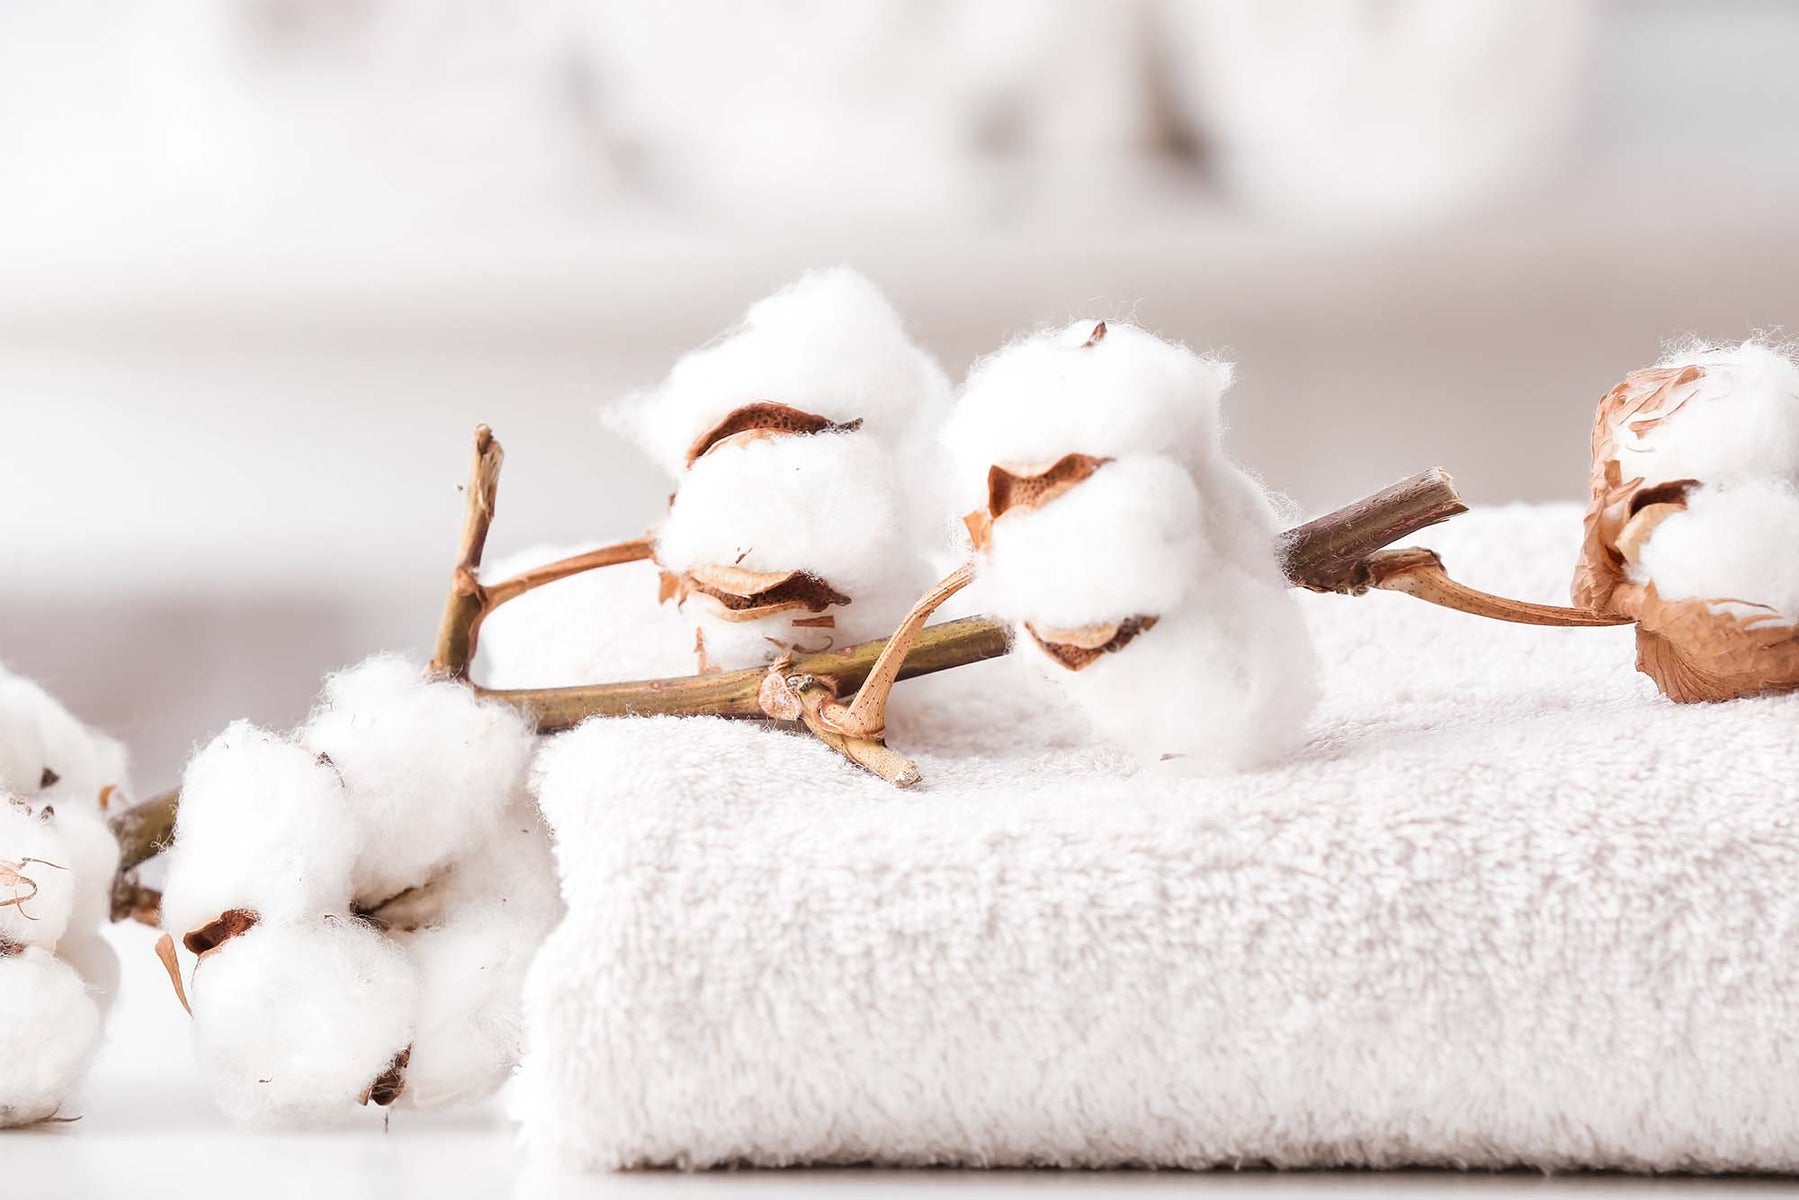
(609, 267, 951, 480)
(1635, 480, 1799, 626)
(983, 456, 1206, 630)
(944, 321, 1234, 510)
(1608, 341, 1799, 490)
(1024, 572, 1317, 772)
(0, 800, 76, 950)
(298, 656, 536, 903)
(0, 668, 131, 814)
(0, 946, 102, 1127)
(160, 721, 358, 943)
(191, 917, 417, 1128)
(654, 431, 935, 670)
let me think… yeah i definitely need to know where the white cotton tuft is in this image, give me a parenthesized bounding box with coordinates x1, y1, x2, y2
(982, 456, 1207, 630)
(0, 666, 132, 815)
(0, 800, 76, 950)
(190, 917, 418, 1128)
(298, 656, 536, 901)
(161, 721, 358, 942)
(373, 799, 562, 1109)
(1609, 340, 1799, 490)
(1019, 570, 1317, 773)
(943, 320, 1234, 508)
(0, 946, 102, 1127)
(1634, 479, 1799, 626)
(609, 266, 951, 480)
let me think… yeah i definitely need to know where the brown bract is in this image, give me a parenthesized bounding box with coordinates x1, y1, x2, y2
(1576, 364, 1799, 701)
(664, 562, 853, 624)
(985, 454, 1112, 526)
(683, 402, 862, 468)
(183, 908, 259, 956)
(1026, 616, 1159, 671)
(361, 1046, 411, 1108)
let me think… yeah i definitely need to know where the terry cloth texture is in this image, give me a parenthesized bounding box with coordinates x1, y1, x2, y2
(507, 504, 1799, 1172)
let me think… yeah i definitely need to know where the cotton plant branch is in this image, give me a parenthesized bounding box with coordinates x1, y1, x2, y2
(104, 441, 1629, 892)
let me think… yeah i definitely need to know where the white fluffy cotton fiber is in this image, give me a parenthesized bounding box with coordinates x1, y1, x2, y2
(299, 655, 537, 902)
(162, 656, 561, 1127)
(609, 267, 950, 480)
(1635, 473, 1799, 627)
(612, 268, 951, 672)
(947, 319, 1315, 771)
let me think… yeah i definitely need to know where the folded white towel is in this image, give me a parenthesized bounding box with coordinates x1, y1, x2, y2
(502, 504, 1799, 1172)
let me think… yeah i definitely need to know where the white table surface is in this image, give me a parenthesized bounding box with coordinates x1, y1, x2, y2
(4, 923, 1791, 1198)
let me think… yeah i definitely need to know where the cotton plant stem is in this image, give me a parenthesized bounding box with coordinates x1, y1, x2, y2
(483, 537, 656, 606)
(429, 425, 657, 678)
(111, 787, 179, 875)
(431, 426, 504, 679)
(816, 562, 978, 740)
(1278, 468, 1468, 593)
(482, 614, 1015, 731)
(1362, 548, 1632, 627)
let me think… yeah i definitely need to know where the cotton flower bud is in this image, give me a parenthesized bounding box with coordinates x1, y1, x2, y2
(1575, 341, 1799, 701)
(189, 918, 418, 1127)
(612, 268, 949, 672)
(0, 946, 102, 1127)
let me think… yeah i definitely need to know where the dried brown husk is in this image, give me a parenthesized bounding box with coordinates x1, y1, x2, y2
(683, 402, 862, 468)
(361, 1046, 412, 1108)
(1576, 363, 1799, 701)
(986, 454, 1113, 523)
(664, 563, 853, 623)
(183, 908, 259, 956)
(1026, 616, 1159, 671)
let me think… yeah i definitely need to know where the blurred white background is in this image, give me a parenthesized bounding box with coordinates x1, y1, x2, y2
(2, 0, 1797, 789)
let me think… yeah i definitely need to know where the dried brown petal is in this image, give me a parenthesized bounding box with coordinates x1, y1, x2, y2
(183, 908, 259, 956)
(683, 402, 862, 468)
(962, 508, 993, 553)
(986, 454, 1113, 522)
(0, 937, 20, 958)
(1026, 615, 1159, 670)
